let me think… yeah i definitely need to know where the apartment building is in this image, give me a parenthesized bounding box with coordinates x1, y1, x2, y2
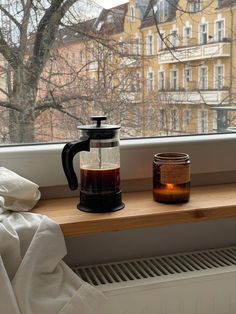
(86, 0, 236, 136)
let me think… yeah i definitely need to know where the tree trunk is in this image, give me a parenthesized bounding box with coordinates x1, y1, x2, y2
(9, 110, 35, 143)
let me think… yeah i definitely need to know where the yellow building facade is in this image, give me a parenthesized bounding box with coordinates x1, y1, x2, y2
(86, 0, 236, 137)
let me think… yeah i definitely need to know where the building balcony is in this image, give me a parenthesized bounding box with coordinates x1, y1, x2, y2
(158, 40, 231, 64)
(158, 89, 230, 105)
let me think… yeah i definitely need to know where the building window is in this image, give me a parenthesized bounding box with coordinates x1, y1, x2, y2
(199, 67, 208, 90)
(133, 37, 140, 55)
(183, 26, 192, 46)
(189, 0, 201, 13)
(130, 6, 135, 22)
(183, 109, 192, 128)
(80, 50, 85, 62)
(156, 0, 169, 22)
(158, 32, 165, 51)
(170, 70, 178, 90)
(158, 71, 165, 90)
(171, 109, 179, 131)
(146, 34, 153, 55)
(215, 65, 224, 90)
(184, 67, 192, 89)
(198, 109, 208, 133)
(147, 71, 154, 93)
(216, 20, 224, 42)
(170, 30, 178, 48)
(118, 41, 125, 55)
(159, 108, 166, 129)
(199, 23, 208, 44)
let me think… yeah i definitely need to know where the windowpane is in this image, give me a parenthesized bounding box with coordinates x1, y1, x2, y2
(0, 0, 235, 145)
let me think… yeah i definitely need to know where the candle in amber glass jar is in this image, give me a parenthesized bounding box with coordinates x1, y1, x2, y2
(153, 152, 190, 204)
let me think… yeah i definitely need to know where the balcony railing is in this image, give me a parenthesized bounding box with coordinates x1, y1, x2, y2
(158, 89, 230, 105)
(158, 40, 231, 64)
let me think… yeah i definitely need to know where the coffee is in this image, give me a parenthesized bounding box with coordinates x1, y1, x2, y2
(80, 167, 120, 193)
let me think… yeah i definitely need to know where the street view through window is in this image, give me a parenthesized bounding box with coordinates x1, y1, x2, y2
(0, 0, 236, 144)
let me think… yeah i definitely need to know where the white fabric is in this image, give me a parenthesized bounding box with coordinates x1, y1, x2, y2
(0, 168, 108, 313)
(0, 212, 108, 314)
(0, 167, 41, 215)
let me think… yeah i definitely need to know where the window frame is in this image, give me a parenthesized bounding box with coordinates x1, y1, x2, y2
(1, 133, 236, 188)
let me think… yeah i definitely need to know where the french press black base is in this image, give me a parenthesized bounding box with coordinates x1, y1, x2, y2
(78, 191, 125, 213)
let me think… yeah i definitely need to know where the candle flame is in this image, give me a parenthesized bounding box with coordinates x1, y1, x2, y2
(166, 183, 174, 190)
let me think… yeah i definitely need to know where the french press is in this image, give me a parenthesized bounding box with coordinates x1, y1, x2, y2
(61, 116, 125, 212)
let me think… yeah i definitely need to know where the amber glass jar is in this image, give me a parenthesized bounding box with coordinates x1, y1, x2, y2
(153, 152, 190, 204)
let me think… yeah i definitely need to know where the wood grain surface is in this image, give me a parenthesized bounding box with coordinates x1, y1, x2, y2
(33, 183, 236, 237)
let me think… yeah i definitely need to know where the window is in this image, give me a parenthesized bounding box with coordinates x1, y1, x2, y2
(158, 71, 165, 90)
(133, 37, 140, 55)
(158, 32, 165, 51)
(200, 23, 208, 44)
(147, 71, 154, 93)
(1, 0, 236, 191)
(198, 110, 208, 133)
(184, 67, 192, 89)
(215, 65, 224, 89)
(146, 34, 153, 55)
(119, 41, 125, 55)
(130, 6, 135, 22)
(216, 20, 224, 42)
(159, 108, 166, 129)
(199, 67, 208, 90)
(157, 0, 169, 22)
(183, 26, 192, 46)
(80, 50, 85, 62)
(189, 0, 201, 13)
(170, 70, 178, 90)
(170, 109, 179, 131)
(170, 30, 178, 48)
(183, 109, 192, 128)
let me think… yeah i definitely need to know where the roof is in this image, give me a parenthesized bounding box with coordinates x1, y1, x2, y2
(57, 19, 96, 44)
(135, 0, 150, 19)
(93, 3, 128, 36)
(141, 0, 178, 29)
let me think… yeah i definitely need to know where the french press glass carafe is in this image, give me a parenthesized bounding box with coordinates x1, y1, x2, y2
(61, 116, 125, 212)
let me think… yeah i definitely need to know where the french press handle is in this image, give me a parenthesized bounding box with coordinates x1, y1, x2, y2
(61, 138, 90, 190)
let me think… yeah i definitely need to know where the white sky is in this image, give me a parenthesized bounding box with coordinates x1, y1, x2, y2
(94, 0, 128, 9)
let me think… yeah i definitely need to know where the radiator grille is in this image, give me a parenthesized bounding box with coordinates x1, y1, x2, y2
(72, 246, 236, 286)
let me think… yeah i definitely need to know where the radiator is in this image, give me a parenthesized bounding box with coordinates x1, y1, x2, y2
(73, 246, 236, 314)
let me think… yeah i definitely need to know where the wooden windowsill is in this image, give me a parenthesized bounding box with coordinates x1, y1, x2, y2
(33, 183, 236, 238)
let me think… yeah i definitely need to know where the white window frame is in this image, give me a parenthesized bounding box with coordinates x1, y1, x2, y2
(183, 25, 192, 46)
(147, 70, 154, 93)
(1, 133, 236, 188)
(170, 69, 179, 90)
(133, 36, 140, 55)
(184, 66, 192, 89)
(146, 34, 153, 55)
(199, 66, 208, 90)
(158, 70, 165, 90)
(158, 31, 165, 51)
(199, 23, 208, 45)
(214, 64, 224, 90)
(0, 152, 235, 205)
(215, 19, 225, 42)
(170, 29, 178, 48)
(170, 108, 179, 131)
(183, 109, 192, 128)
(198, 109, 208, 133)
